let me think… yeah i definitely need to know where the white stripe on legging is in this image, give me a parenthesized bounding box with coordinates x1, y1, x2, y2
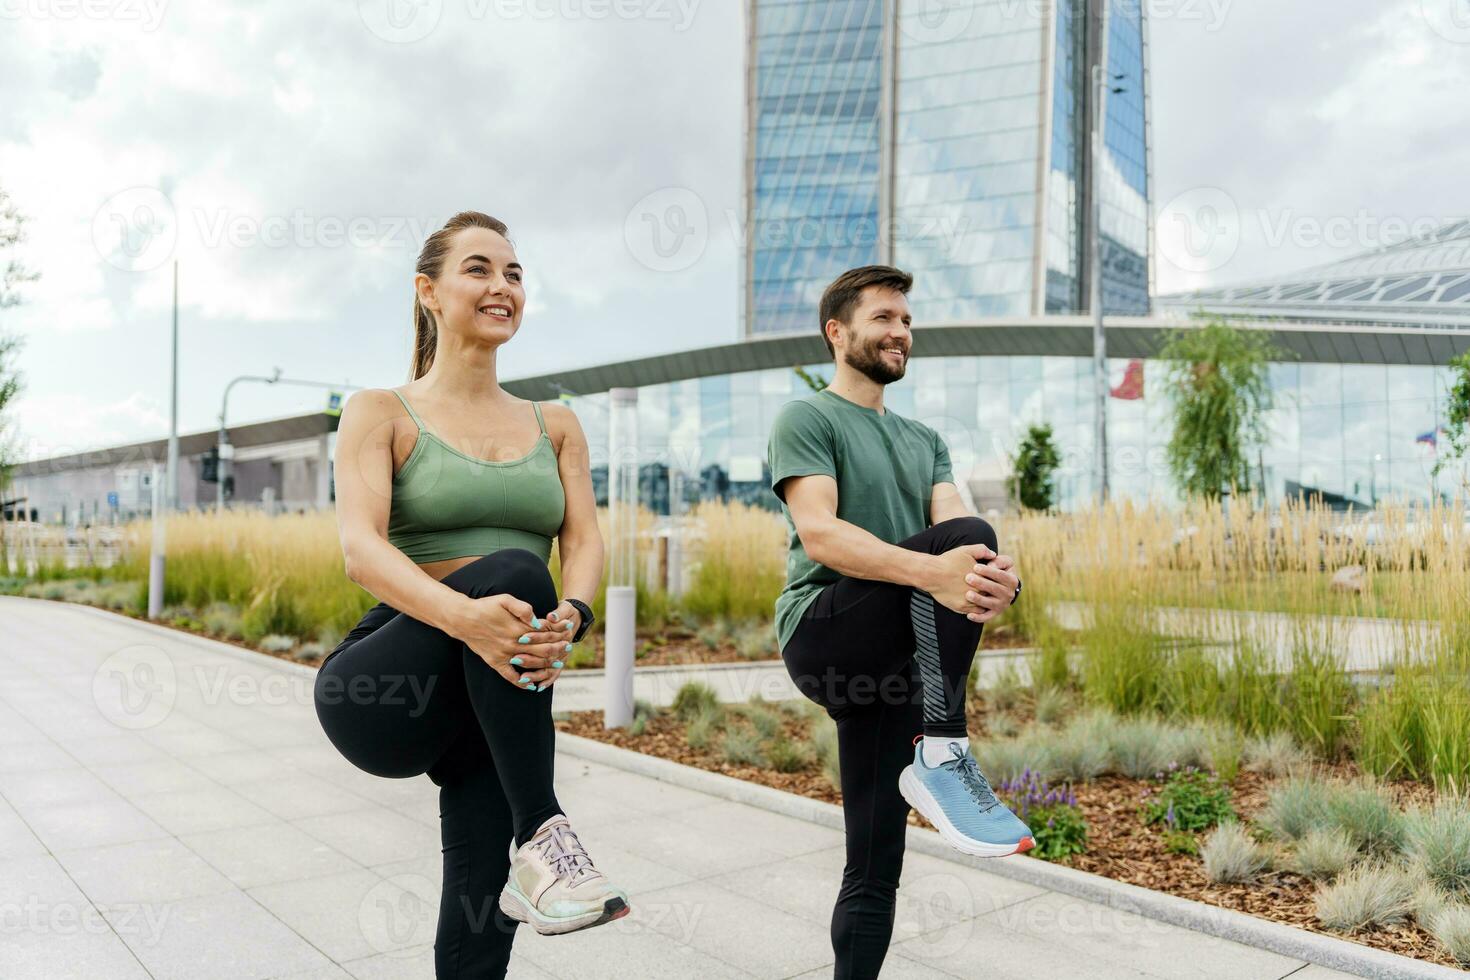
(909, 589, 948, 726)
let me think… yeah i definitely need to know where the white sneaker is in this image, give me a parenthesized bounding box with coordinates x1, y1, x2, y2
(498, 814, 630, 935)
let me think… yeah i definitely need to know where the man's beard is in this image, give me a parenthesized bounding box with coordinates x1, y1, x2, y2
(844, 339, 905, 385)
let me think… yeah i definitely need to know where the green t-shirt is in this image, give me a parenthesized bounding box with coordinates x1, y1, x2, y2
(766, 387, 953, 652)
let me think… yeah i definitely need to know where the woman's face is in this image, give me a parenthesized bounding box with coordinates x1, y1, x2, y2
(421, 227, 525, 346)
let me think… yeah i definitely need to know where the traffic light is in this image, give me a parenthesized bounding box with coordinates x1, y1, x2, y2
(222, 474, 235, 500)
(201, 446, 220, 483)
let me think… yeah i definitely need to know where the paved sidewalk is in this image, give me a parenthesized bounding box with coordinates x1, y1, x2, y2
(0, 596, 1359, 980)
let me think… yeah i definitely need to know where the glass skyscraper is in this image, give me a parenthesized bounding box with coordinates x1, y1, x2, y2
(743, 0, 1153, 336)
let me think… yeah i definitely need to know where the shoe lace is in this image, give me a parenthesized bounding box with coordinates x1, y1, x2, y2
(944, 743, 999, 813)
(533, 822, 599, 886)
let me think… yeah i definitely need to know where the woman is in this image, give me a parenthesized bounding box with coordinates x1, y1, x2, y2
(313, 210, 629, 978)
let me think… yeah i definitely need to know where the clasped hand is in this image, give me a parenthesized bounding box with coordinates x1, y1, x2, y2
(457, 595, 582, 691)
(930, 544, 1020, 624)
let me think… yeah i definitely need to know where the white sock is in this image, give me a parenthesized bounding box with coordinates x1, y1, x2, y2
(921, 735, 969, 768)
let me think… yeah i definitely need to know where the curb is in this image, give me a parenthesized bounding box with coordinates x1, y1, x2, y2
(23, 596, 321, 680)
(554, 732, 1463, 980)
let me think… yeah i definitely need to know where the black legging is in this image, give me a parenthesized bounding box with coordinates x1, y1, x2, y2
(779, 516, 996, 980)
(313, 548, 564, 980)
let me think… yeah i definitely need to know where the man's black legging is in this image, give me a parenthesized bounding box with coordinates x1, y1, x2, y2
(313, 547, 563, 980)
(780, 516, 995, 980)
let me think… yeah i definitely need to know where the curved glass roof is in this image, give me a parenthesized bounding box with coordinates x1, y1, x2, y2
(1159, 220, 1470, 328)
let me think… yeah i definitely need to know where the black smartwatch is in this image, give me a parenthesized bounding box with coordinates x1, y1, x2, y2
(565, 598, 595, 643)
(1010, 577, 1022, 606)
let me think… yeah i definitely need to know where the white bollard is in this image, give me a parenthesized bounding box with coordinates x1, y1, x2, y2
(603, 585, 636, 729)
(147, 463, 166, 619)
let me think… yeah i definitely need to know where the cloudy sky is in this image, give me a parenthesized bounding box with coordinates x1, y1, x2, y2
(1, 0, 1465, 460)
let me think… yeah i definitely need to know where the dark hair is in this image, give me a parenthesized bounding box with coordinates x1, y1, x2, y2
(817, 265, 913, 358)
(409, 211, 511, 380)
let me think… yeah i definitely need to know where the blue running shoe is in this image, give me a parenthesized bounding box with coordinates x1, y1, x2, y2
(899, 740, 1035, 857)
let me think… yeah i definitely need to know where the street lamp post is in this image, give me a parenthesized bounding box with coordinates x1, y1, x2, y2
(217, 370, 360, 512)
(1089, 58, 1109, 506)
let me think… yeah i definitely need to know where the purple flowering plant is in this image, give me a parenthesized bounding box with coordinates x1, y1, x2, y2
(997, 767, 1087, 861)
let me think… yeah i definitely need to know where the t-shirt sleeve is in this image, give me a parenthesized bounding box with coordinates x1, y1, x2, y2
(932, 427, 954, 486)
(768, 401, 838, 504)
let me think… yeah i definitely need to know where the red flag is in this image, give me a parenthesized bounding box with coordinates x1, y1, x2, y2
(1110, 359, 1145, 400)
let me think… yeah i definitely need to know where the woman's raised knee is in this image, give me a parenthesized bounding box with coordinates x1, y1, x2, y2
(441, 548, 557, 607)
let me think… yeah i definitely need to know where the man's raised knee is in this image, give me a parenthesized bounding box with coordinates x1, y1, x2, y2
(938, 515, 997, 552)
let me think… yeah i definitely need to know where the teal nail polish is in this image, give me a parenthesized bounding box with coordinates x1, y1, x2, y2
(562, 620, 573, 630)
(530, 617, 541, 629)
(564, 642, 573, 651)
(510, 656, 524, 666)
(518, 635, 530, 644)
(519, 676, 532, 685)
(535, 683, 546, 692)
(552, 661, 563, 669)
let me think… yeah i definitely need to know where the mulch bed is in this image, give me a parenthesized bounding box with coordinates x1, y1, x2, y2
(556, 708, 1455, 969)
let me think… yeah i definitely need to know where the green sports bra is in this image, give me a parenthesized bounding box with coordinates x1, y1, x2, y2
(386, 389, 566, 564)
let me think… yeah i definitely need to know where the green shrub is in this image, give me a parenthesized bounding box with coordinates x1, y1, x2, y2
(1141, 766, 1234, 833)
(258, 634, 296, 653)
(1314, 862, 1418, 932)
(1257, 775, 1333, 842)
(720, 727, 767, 767)
(1243, 732, 1308, 777)
(672, 682, 720, 722)
(1049, 711, 1112, 782)
(974, 733, 1054, 784)
(1110, 717, 1175, 779)
(1291, 828, 1358, 880)
(1404, 799, 1470, 899)
(744, 704, 783, 740)
(766, 733, 814, 773)
(1325, 781, 1405, 856)
(685, 704, 724, 751)
(1202, 821, 1269, 883)
(1033, 683, 1072, 727)
(996, 770, 1087, 862)
(1425, 904, 1470, 967)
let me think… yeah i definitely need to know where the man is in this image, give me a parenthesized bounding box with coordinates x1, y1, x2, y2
(767, 265, 1032, 979)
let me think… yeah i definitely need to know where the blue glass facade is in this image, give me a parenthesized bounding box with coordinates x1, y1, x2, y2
(567, 359, 1463, 515)
(1099, 0, 1151, 314)
(892, 2, 1046, 321)
(747, 0, 1152, 333)
(748, 0, 886, 337)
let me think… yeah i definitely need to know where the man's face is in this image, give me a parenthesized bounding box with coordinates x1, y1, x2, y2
(834, 285, 912, 385)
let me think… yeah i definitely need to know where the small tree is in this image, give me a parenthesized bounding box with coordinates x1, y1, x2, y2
(1159, 316, 1284, 501)
(1434, 350, 1470, 485)
(1007, 423, 1061, 512)
(793, 365, 828, 392)
(0, 186, 36, 498)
